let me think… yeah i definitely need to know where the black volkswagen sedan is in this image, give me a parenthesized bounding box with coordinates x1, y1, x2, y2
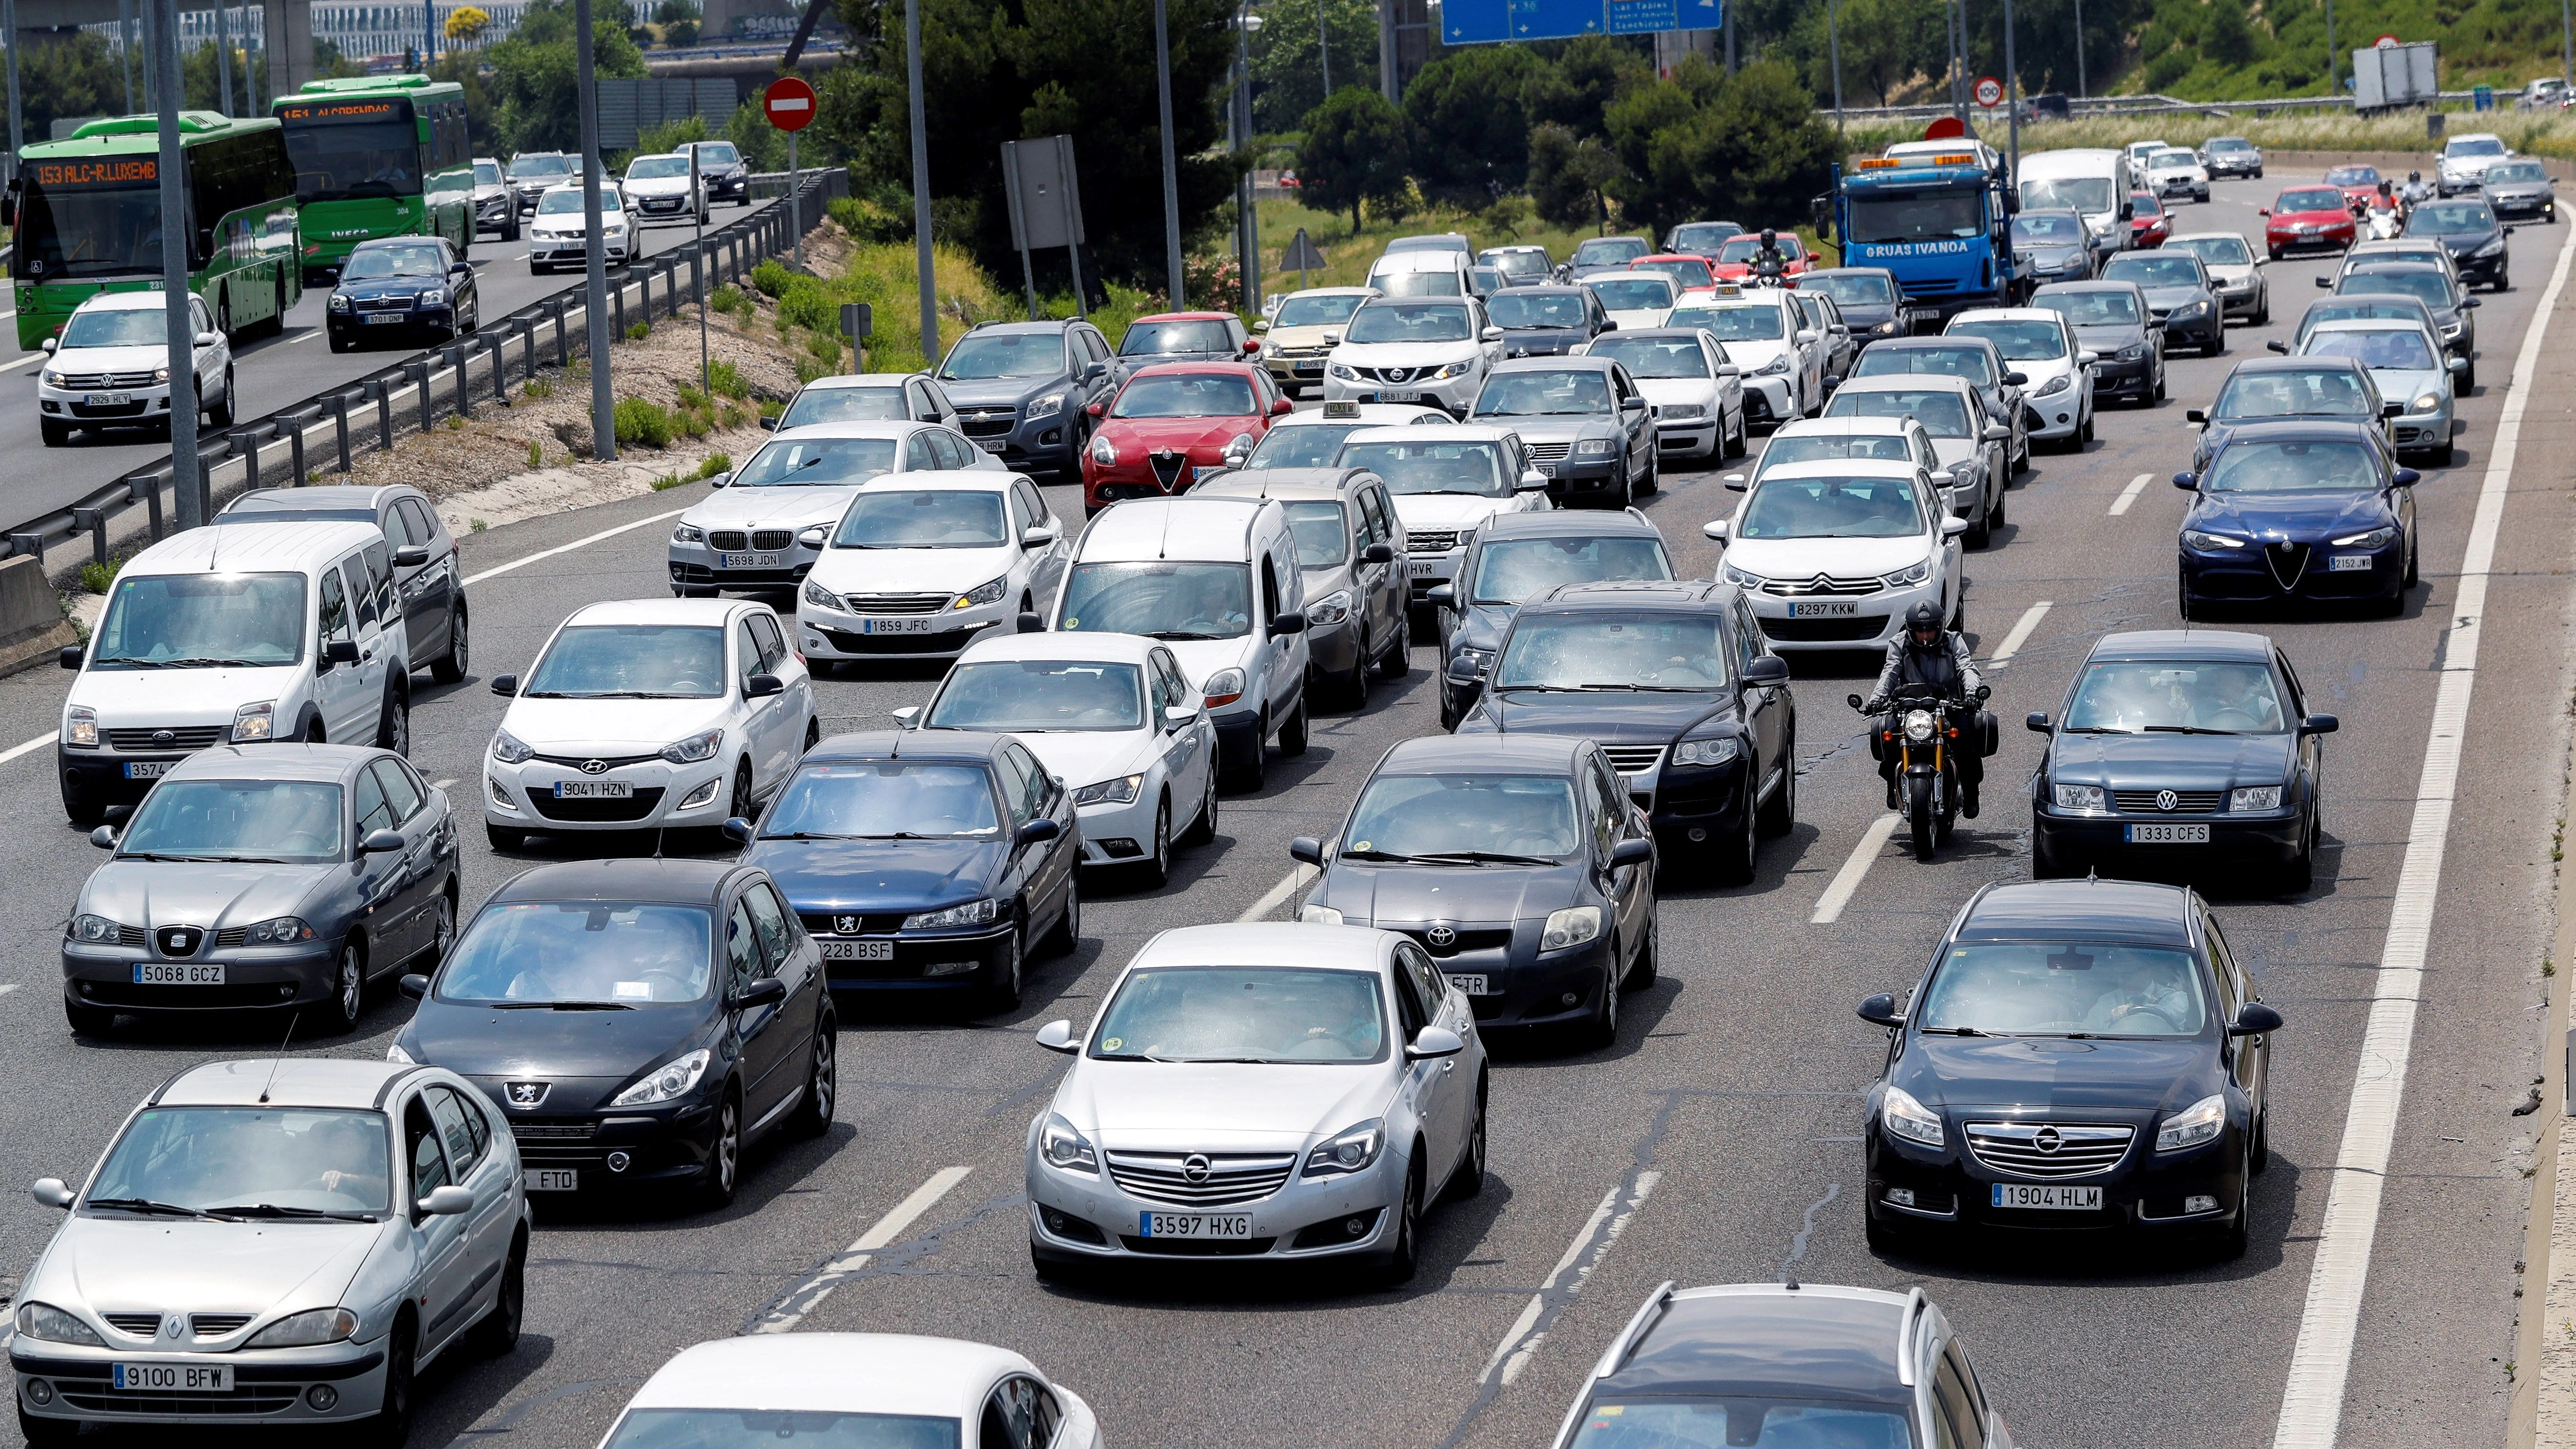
(1455, 580, 1794, 882)
(325, 237, 479, 352)
(2026, 629, 2334, 888)
(389, 858, 835, 1210)
(741, 731, 1080, 1015)
(1859, 878, 2280, 1259)
(2174, 421, 2419, 618)
(1428, 509, 1674, 729)
(2405, 197, 2513, 290)
(1291, 735, 1655, 1045)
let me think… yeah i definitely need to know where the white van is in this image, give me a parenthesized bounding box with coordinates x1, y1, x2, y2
(2016, 148, 2135, 258)
(1366, 250, 1472, 298)
(59, 521, 411, 823)
(1050, 496, 1310, 791)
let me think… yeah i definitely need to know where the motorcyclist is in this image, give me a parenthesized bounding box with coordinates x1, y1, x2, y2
(2401, 169, 2436, 205)
(1864, 600, 1985, 817)
(1751, 227, 1790, 281)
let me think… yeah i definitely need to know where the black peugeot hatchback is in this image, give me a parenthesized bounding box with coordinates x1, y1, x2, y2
(391, 858, 836, 1211)
(1858, 877, 2280, 1259)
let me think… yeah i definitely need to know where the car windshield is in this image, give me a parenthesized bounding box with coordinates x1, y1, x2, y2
(2203, 438, 2382, 493)
(1343, 773, 1581, 860)
(2104, 255, 2202, 287)
(118, 780, 343, 863)
(438, 902, 714, 1004)
(763, 760, 1001, 838)
(1471, 535, 1671, 604)
(2208, 137, 2255, 152)
(342, 243, 445, 279)
(523, 624, 727, 699)
(939, 333, 1065, 380)
(833, 490, 1008, 548)
(2488, 161, 2549, 183)
(1851, 346, 1994, 385)
(2035, 289, 2141, 326)
(1090, 966, 1388, 1063)
(1121, 319, 1234, 355)
(2064, 658, 2287, 732)
(628, 156, 689, 179)
(538, 189, 620, 215)
(2276, 189, 2346, 213)
(1632, 258, 1714, 289)
(1589, 337, 1710, 378)
(474, 161, 502, 185)
(1243, 423, 1365, 469)
(687, 142, 740, 166)
(2326, 165, 2381, 186)
(1572, 237, 1649, 266)
(1374, 270, 1464, 298)
(603, 1410, 961, 1449)
(2171, 234, 2254, 266)
(2010, 214, 2085, 245)
(2214, 367, 2374, 419)
(510, 155, 571, 179)
(1272, 293, 1365, 328)
(1737, 473, 1927, 540)
(2409, 202, 2496, 233)
(1282, 501, 1352, 566)
(1758, 434, 1915, 468)
(2449, 137, 2508, 157)
(1346, 301, 1473, 344)
(1946, 319, 2066, 359)
(1568, 1397, 1915, 1448)
(1668, 305, 1784, 341)
(731, 436, 903, 487)
(1340, 440, 1512, 496)
(928, 660, 1145, 732)
(89, 1107, 393, 1217)
(2336, 269, 2452, 310)
(2130, 193, 2163, 217)
(2151, 150, 2197, 170)
(1059, 561, 1252, 640)
(2020, 176, 2113, 212)
(59, 308, 168, 348)
(1487, 292, 1589, 329)
(1824, 387, 1971, 437)
(1919, 942, 2210, 1037)
(1495, 613, 1729, 690)
(1716, 235, 1806, 262)
(1803, 272, 1897, 305)
(2304, 328, 2437, 370)
(1112, 373, 1258, 418)
(1472, 370, 1612, 416)
(1669, 223, 1741, 251)
(92, 572, 306, 668)
(1844, 189, 1987, 244)
(779, 385, 909, 427)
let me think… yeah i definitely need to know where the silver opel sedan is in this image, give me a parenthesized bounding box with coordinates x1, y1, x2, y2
(11, 1058, 529, 1443)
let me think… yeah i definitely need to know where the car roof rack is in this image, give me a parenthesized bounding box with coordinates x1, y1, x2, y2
(1894, 1286, 1928, 1386)
(1593, 1280, 1677, 1379)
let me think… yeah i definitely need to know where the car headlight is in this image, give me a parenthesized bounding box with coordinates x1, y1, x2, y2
(231, 700, 275, 743)
(1202, 667, 1246, 708)
(1302, 1118, 1386, 1177)
(1659, 402, 1707, 419)
(2411, 392, 2444, 414)
(2332, 527, 2396, 548)
(14, 1303, 104, 1347)
(673, 521, 705, 544)
(1328, 363, 1358, 380)
(1902, 708, 1937, 743)
(2183, 529, 2246, 551)
(1872, 321, 1899, 334)
(1071, 773, 1143, 806)
(2230, 785, 2285, 811)
(802, 578, 844, 610)
(246, 1307, 359, 1349)
(1540, 904, 1603, 951)
(1307, 589, 1352, 627)
(326, 294, 351, 312)
(2052, 783, 2105, 811)
(1881, 1085, 1944, 1148)
(1298, 904, 1344, 925)
(385, 1041, 415, 1064)
(1088, 434, 1118, 466)
(418, 289, 445, 307)
(1576, 438, 1615, 456)
(1040, 1112, 1097, 1173)
(241, 916, 315, 944)
(69, 914, 122, 944)
(2156, 1093, 2226, 1152)
(1720, 561, 1766, 589)
(153, 366, 170, 383)
(2035, 372, 2070, 396)
(490, 728, 534, 764)
(660, 727, 723, 764)
(2475, 235, 2505, 257)
(64, 706, 97, 747)
(2441, 320, 2464, 337)
(955, 577, 1008, 609)
(1756, 355, 1790, 375)
(1025, 391, 1065, 420)
(1430, 360, 1473, 380)
(40, 369, 65, 387)
(2170, 301, 2209, 318)
(1881, 559, 1932, 587)
(904, 898, 1001, 930)
(1672, 735, 1738, 767)
(2117, 344, 2147, 361)
(610, 1048, 712, 1107)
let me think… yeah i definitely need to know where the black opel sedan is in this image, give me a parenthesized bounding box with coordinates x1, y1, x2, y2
(741, 731, 1080, 1015)
(325, 236, 479, 351)
(2174, 420, 2419, 618)
(389, 858, 835, 1210)
(1455, 580, 1794, 881)
(1427, 509, 1674, 729)
(2031, 280, 2165, 405)
(1859, 878, 2281, 1259)
(1291, 734, 1655, 1045)
(2027, 629, 2334, 889)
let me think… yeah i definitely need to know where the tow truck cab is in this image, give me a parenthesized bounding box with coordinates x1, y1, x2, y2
(1830, 152, 2022, 328)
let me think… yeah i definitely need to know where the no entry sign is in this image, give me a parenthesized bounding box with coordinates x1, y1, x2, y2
(764, 77, 818, 133)
(1973, 75, 2005, 108)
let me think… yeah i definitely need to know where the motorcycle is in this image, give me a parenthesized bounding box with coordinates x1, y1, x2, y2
(1750, 255, 1788, 288)
(2363, 203, 2404, 240)
(1851, 682, 1993, 862)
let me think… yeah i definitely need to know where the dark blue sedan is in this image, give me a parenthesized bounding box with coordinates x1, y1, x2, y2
(2174, 420, 2419, 617)
(326, 236, 480, 352)
(738, 731, 1080, 1015)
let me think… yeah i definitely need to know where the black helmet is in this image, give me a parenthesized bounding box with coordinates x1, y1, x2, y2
(1760, 227, 1777, 245)
(1905, 601, 1944, 638)
(2409, 169, 2422, 181)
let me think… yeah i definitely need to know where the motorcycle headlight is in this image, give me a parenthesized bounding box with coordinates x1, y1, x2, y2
(489, 728, 533, 764)
(1306, 589, 1352, 627)
(1880, 1085, 1944, 1148)
(2332, 527, 2395, 548)
(242, 916, 315, 945)
(1756, 355, 1791, 375)
(1672, 735, 1738, 768)
(2230, 785, 2285, 811)
(802, 578, 843, 610)
(1298, 904, 1345, 925)
(904, 898, 1001, 930)
(1881, 559, 1932, 587)
(2052, 783, 2104, 811)
(1040, 1112, 1097, 1173)
(1202, 667, 1247, 708)
(1328, 363, 1358, 379)
(1720, 561, 1766, 589)
(246, 1307, 359, 1349)
(69, 914, 122, 944)
(673, 521, 705, 544)
(1902, 708, 1937, 743)
(1302, 1118, 1386, 1177)
(1071, 773, 1143, 806)
(2156, 1093, 2226, 1152)
(231, 700, 275, 743)
(64, 706, 97, 747)
(418, 289, 445, 307)
(2411, 392, 2445, 414)
(2183, 529, 2247, 551)
(1576, 438, 1615, 456)
(15, 1303, 104, 1347)
(1088, 434, 1118, 465)
(1540, 905, 1602, 951)
(1025, 391, 1065, 420)
(610, 1048, 712, 1107)
(326, 294, 351, 312)
(2036, 372, 2070, 396)
(660, 727, 723, 764)
(955, 577, 1008, 609)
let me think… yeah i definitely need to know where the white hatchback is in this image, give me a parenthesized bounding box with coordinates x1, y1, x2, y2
(1667, 291, 1821, 427)
(1945, 307, 2098, 448)
(595, 1334, 1100, 1449)
(1708, 459, 1966, 653)
(1580, 271, 1679, 333)
(796, 472, 1072, 667)
(38, 289, 235, 446)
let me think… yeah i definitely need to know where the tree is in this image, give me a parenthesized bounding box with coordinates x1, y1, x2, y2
(1605, 58, 1835, 237)
(14, 32, 128, 141)
(1527, 120, 1620, 228)
(1245, 0, 1379, 134)
(445, 4, 493, 42)
(1402, 45, 1544, 200)
(1296, 86, 1408, 229)
(1523, 34, 1651, 137)
(2203, 0, 2260, 67)
(480, 0, 647, 154)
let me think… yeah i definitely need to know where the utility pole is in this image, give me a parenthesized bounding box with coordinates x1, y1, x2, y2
(2004, 0, 2019, 177)
(907, 0, 933, 362)
(152, 0, 200, 528)
(2325, 0, 2337, 98)
(1828, 0, 1843, 137)
(4, 0, 22, 190)
(118, 0, 135, 112)
(424, 0, 437, 68)
(692, 145, 708, 393)
(215, 2, 235, 115)
(1234, 3, 1259, 317)
(1154, 0, 1183, 308)
(1318, 0, 1329, 96)
(2073, 0, 2085, 98)
(1376, 0, 1394, 102)
(1723, 3, 1734, 73)
(575, 0, 612, 461)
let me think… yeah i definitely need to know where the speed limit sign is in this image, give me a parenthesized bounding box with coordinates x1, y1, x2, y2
(1973, 75, 2005, 108)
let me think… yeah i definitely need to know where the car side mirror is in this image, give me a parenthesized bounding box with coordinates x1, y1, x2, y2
(1162, 704, 1200, 730)
(2172, 471, 2199, 490)
(2463, 296, 2481, 309)
(2448, 357, 2468, 373)
(1021, 523, 1060, 549)
(2257, 208, 2270, 217)
(393, 545, 430, 567)
(1405, 1024, 1466, 1060)
(38, 337, 55, 354)
(2230, 1002, 2284, 1037)
(1252, 317, 1270, 332)
(1034, 1019, 1080, 1054)
(1821, 374, 1843, 396)
(1940, 517, 1969, 537)
(1609, 837, 1654, 868)
(1722, 472, 1750, 490)
(2026, 711, 2052, 733)
(729, 976, 789, 1011)
(1929, 469, 1956, 487)
(1981, 423, 2009, 442)
(722, 817, 755, 846)
(759, 415, 780, 431)
(2266, 340, 2290, 353)
(1597, 320, 1616, 333)
(706, 470, 733, 488)
(1270, 396, 1294, 416)
(2301, 713, 2340, 735)
(416, 1185, 475, 1217)
(2383, 402, 2405, 417)
(2077, 351, 2099, 366)
(1856, 993, 1905, 1028)
(490, 673, 518, 696)
(2394, 468, 2422, 487)
(2316, 275, 2334, 288)
(90, 825, 117, 849)
(1793, 329, 1819, 346)
(744, 672, 785, 699)
(1620, 395, 1648, 412)
(1269, 612, 1307, 637)
(399, 973, 430, 999)
(59, 644, 83, 670)
(2003, 371, 2028, 386)
(1704, 518, 1730, 540)
(1086, 402, 1105, 418)
(890, 705, 922, 727)
(1360, 541, 1394, 565)
(1743, 655, 1789, 686)
(193, 331, 220, 348)
(1242, 338, 1261, 353)
(2186, 408, 2207, 424)
(1481, 326, 1503, 342)
(316, 639, 359, 668)
(1716, 363, 1741, 378)
(1081, 362, 1107, 383)
(1282, 836, 1327, 869)
(30, 1178, 73, 1210)
(359, 828, 405, 855)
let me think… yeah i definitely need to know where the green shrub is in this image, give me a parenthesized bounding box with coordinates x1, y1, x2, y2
(710, 283, 743, 314)
(805, 329, 842, 365)
(678, 408, 710, 440)
(79, 559, 119, 594)
(706, 359, 749, 399)
(793, 356, 835, 385)
(750, 258, 794, 298)
(677, 383, 711, 411)
(777, 275, 836, 333)
(525, 439, 544, 469)
(614, 397, 676, 448)
(525, 375, 554, 399)
(625, 321, 650, 342)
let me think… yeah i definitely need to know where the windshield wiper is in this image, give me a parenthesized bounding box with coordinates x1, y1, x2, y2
(2057, 724, 2137, 734)
(1147, 629, 1236, 641)
(1574, 683, 1710, 692)
(2143, 724, 2240, 735)
(203, 1203, 379, 1221)
(1414, 850, 1561, 866)
(84, 1197, 236, 1220)
(1494, 683, 1593, 692)
(1337, 847, 1423, 862)
(761, 831, 865, 841)
(1921, 1025, 1995, 1037)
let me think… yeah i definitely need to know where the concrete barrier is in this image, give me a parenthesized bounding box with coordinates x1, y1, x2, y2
(0, 554, 78, 680)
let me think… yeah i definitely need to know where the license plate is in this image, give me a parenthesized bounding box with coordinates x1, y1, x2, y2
(123, 760, 175, 780)
(1445, 974, 1492, 996)
(554, 780, 635, 799)
(114, 1362, 232, 1392)
(1991, 1183, 2104, 1211)
(365, 313, 408, 325)
(1408, 559, 1439, 577)
(860, 617, 936, 634)
(1788, 601, 1858, 616)
(1139, 1211, 1253, 1239)
(976, 437, 1008, 453)
(1294, 361, 1322, 374)
(1378, 389, 1425, 402)
(523, 1169, 579, 1192)
(84, 392, 130, 406)
(2328, 555, 2373, 571)
(1534, 463, 1557, 477)
(821, 940, 895, 961)
(2125, 822, 2210, 843)
(133, 962, 224, 985)
(719, 551, 782, 569)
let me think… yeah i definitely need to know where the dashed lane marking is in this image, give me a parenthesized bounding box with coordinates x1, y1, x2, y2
(747, 1165, 972, 1334)
(1480, 1169, 1662, 1388)
(463, 507, 690, 586)
(1810, 814, 1901, 925)
(1986, 601, 2052, 668)
(2107, 472, 2153, 516)
(1237, 864, 1317, 922)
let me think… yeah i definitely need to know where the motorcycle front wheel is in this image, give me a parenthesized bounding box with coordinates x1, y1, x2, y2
(1907, 774, 1937, 861)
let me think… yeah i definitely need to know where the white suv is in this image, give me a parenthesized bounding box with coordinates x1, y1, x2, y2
(1323, 295, 1502, 415)
(38, 289, 235, 446)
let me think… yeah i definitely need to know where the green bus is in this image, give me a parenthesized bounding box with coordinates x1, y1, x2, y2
(273, 75, 473, 284)
(7, 112, 303, 352)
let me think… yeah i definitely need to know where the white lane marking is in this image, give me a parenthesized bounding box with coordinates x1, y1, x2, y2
(431, 778, 458, 790)
(463, 507, 689, 586)
(1481, 1169, 1661, 1387)
(2107, 472, 2153, 516)
(0, 353, 41, 374)
(0, 985, 20, 997)
(2270, 215, 2576, 1449)
(1987, 601, 2052, 668)
(749, 1165, 972, 1334)
(1810, 814, 1902, 925)
(0, 733, 54, 766)
(1237, 864, 1317, 922)
(288, 329, 324, 345)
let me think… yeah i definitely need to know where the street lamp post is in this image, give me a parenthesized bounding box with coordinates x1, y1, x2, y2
(150, 0, 199, 527)
(1235, 7, 1262, 317)
(2325, 0, 2337, 98)
(908, 0, 933, 361)
(1828, 0, 1843, 137)
(1155, 0, 1183, 308)
(2073, 0, 2085, 98)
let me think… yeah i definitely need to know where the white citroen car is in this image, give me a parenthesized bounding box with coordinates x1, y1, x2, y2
(1668, 289, 1821, 428)
(1322, 295, 1502, 415)
(795, 472, 1072, 669)
(483, 598, 816, 849)
(596, 1335, 1100, 1449)
(1945, 307, 2098, 450)
(1024, 923, 1485, 1284)
(1707, 458, 1967, 653)
(1579, 271, 1679, 333)
(1332, 424, 1552, 608)
(669, 420, 1003, 596)
(905, 632, 1219, 885)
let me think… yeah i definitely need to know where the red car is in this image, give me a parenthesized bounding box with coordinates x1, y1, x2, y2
(1630, 253, 1721, 296)
(2325, 163, 2383, 209)
(2127, 191, 2170, 248)
(1079, 361, 1289, 514)
(2260, 184, 2358, 259)
(1709, 233, 1812, 280)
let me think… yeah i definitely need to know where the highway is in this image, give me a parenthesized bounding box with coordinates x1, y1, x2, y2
(0, 171, 2563, 1449)
(0, 195, 788, 533)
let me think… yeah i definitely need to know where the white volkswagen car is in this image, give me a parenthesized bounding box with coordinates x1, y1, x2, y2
(1333, 424, 1552, 608)
(620, 151, 706, 226)
(1707, 459, 1967, 653)
(1025, 923, 1486, 1284)
(906, 632, 1219, 885)
(1582, 327, 1750, 461)
(795, 472, 1071, 668)
(525, 182, 630, 272)
(669, 420, 1002, 596)
(483, 598, 816, 849)
(1579, 271, 1679, 333)
(1945, 307, 2098, 450)
(1322, 295, 1502, 415)
(38, 289, 235, 446)
(595, 1335, 1100, 1449)
(1668, 290, 1821, 428)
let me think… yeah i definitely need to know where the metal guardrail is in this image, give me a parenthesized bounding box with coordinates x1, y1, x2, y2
(1829, 85, 2548, 125)
(4, 167, 851, 575)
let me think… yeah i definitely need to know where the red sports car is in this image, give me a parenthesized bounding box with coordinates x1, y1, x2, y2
(2127, 191, 2170, 248)
(1080, 361, 1289, 514)
(2260, 184, 2358, 259)
(2325, 163, 2383, 209)
(1709, 233, 1812, 280)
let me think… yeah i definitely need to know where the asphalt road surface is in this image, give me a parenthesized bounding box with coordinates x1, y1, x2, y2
(0, 171, 2564, 1449)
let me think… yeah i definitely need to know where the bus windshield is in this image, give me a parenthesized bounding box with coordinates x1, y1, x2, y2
(17, 169, 163, 279)
(279, 101, 419, 202)
(1845, 189, 1986, 243)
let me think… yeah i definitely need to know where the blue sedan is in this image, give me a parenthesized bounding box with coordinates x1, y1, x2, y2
(326, 236, 479, 352)
(2174, 420, 2419, 618)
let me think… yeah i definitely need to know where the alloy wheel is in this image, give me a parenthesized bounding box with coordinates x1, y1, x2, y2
(334, 946, 364, 1030)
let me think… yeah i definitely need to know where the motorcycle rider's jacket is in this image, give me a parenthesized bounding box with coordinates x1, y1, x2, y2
(1865, 631, 1981, 712)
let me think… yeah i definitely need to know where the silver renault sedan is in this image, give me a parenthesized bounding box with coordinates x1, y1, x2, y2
(10, 1058, 529, 1443)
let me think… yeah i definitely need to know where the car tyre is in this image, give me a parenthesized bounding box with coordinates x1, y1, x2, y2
(1040, 872, 1081, 956)
(1278, 694, 1309, 756)
(2427, 440, 2455, 468)
(2252, 1108, 2272, 1174)
(1965, 502, 1991, 550)
(39, 418, 68, 447)
(376, 689, 410, 757)
(1638, 446, 1659, 496)
(1178, 765, 1218, 847)
(2404, 531, 2420, 588)
(1625, 904, 1659, 987)
(2213, 1154, 2251, 1261)
(983, 925, 1024, 1015)
(1220, 709, 1267, 792)
(470, 1234, 526, 1357)
(695, 1093, 741, 1210)
(431, 605, 469, 684)
(16, 1406, 77, 1447)
(419, 893, 455, 966)
(788, 1005, 838, 1137)
(362, 1316, 417, 1449)
(321, 941, 366, 1035)
(1446, 1078, 1487, 1201)
(1582, 947, 1620, 1050)
(209, 366, 236, 428)
(1376, 1161, 1424, 1286)
(64, 999, 115, 1036)
(1864, 1204, 1915, 1258)
(1138, 797, 1171, 888)
(1714, 789, 1759, 885)
(1377, 612, 1412, 678)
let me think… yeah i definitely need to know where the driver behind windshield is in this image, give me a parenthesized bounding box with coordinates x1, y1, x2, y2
(1341, 773, 1581, 860)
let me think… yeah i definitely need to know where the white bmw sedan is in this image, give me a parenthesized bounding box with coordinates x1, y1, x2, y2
(796, 472, 1073, 668)
(1707, 459, 1966, 653)
(596, 1334, 1100, 1449)
(669, 421, 1003, 597)
(1026, 923, 1486, 1285)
